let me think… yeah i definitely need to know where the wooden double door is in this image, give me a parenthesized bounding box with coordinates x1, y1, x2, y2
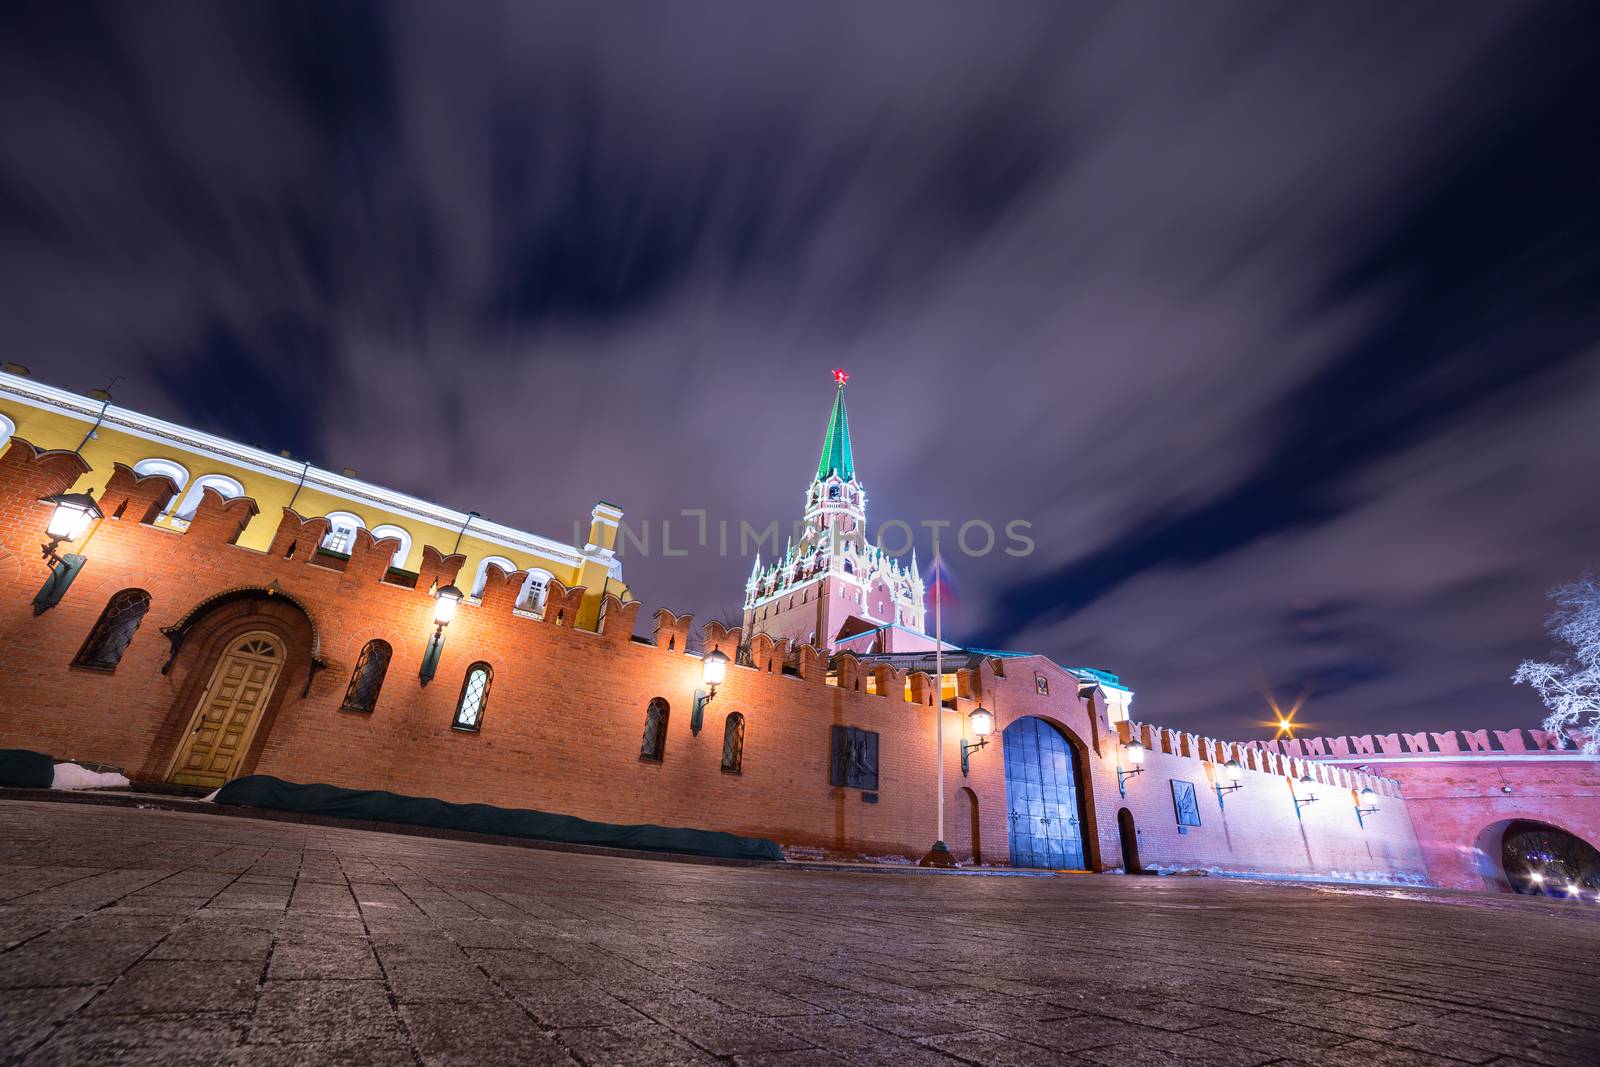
(167, 631, 284, 788)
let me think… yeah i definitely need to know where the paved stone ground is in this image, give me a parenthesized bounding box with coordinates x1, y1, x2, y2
(2, 800, 1598, 1066)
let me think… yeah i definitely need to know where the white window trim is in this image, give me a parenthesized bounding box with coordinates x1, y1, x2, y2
(173, 474, 245, 520)
(471, 555, 519, 598)
(369, 523, 412, 568)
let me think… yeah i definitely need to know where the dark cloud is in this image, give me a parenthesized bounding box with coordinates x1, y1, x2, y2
(2, 0, 1598, 740)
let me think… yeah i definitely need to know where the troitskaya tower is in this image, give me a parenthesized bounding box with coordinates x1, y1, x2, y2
(742, 371, 928, 653)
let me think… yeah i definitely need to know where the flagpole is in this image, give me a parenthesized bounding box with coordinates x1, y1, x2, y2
(920, 534, 954, 866)
(934, 537, 944, 845)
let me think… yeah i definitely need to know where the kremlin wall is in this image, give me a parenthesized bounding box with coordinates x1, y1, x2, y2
(1, 367, 1596, 894)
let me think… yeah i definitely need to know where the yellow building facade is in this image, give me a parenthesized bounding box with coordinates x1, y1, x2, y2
(0, 368, 626, 627)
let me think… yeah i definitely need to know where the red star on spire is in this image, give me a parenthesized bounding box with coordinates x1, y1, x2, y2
(832, 368, 850, 386)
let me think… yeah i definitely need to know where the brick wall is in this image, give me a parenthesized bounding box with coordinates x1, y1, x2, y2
(1, 438, 1430, 881)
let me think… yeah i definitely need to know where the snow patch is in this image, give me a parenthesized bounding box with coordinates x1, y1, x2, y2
(51, 762, 130, 791)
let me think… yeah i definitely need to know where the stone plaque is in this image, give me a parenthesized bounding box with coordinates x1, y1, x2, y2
(830, 725, 879, 791)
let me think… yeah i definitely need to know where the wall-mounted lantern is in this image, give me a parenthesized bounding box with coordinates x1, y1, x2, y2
(960, 705, 995, 777)
(691, 648, 730, 735)
(1293, 772, 1319, 812)
(419, 583, 462, 685)
(1117, 738, 1146, 797)
(1215, 757, 1244, 808)
(33, 490, 103, 613)
(1355, 785, 1380, 827)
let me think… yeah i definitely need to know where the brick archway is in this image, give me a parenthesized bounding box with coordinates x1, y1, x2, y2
(135, 591, 317, 784)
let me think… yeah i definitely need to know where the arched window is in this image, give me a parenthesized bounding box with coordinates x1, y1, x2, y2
(0, 412, 14, 451)
(341, 640, 392, 713)
(640, 698, 669, 761)
(471, 556, 518, 598)
(369, 524, 412, 568)
(321, 511, 365, 554)
(452, 662, 492, 731)
(519, 568, 554, 613)
(73, 589, 152, 670)
(721, 713, 746, 774)
(173, 474, 245, 520)
(133, 458, 190, 492)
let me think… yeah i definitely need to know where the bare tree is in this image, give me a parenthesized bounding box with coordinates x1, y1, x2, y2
(1513, 572, 1600, 754)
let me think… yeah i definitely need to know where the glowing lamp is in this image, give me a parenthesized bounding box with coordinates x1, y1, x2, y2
(1359, 786, 1380, 806)
(969, 706, 995, 739)
(1215, 757, 1245, 806)
(1298, 773, 1316, 786)
(1224, 758, 1243, 784)
(702, 648, 729, 689)
(1529, 871, 1544, 883)
(41, 491, 102, 544)
(1117, 738, 1146, 797)
(433, 584, 463, 627)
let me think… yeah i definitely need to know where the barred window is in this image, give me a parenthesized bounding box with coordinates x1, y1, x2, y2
(453, 662, 492, 731)
(640, 698, 669, 761)
(340, 640, 392, 713)
(73, 589, 152, 670)
(721, 712, 746, 774)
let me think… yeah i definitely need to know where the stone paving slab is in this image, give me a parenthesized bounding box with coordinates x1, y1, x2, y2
(1, 800, 1599, 1066)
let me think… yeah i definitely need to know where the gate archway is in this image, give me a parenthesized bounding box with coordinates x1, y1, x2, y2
(1499, 821, 1600, 896)
(1003, 716, 1088, 870)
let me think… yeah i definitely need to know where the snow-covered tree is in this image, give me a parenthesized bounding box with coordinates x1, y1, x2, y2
(1513, 572, 1600, 754)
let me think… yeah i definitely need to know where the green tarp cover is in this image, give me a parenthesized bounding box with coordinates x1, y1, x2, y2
(0, 749, 54, 789)
(213, 775, 784, 862)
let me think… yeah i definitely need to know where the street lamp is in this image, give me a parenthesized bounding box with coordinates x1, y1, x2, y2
(1118, 738, 1146, 797)
(1355, 785, 1380, 827)
(691, 648, 730, 735)
(1293, 773, 1319, 812)
(32, 490, 104, 614)
(419, 583, 462, 684)
(960, 705, 995, 777)
(1215, 757, 1244, 808)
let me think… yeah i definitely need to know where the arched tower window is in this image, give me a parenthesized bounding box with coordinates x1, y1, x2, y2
(471, 556, 518, 598)
(341, 640, 392, 713)
(321, 511, 365, 554)
(640, 698, 669, 761)
(73, 589, 152, 670)
(173, 474, 245, 520)
(721, 713, 746, 774)
(519, 568, 554, 613)
(452, 663, 493, 731)
(369, 525, 412, 568)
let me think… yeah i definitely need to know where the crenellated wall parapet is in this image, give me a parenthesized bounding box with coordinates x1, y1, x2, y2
(1254, 726, 1594, 761)
(1120, 719, 1403, 797)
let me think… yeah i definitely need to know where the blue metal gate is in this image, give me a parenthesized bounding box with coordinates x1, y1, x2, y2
(1003, 717, 1086, 869)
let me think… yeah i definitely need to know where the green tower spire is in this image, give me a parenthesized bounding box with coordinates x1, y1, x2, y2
(816, 370, 856, 483)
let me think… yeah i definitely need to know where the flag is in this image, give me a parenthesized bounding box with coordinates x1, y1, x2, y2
(926, 552, 960, 614)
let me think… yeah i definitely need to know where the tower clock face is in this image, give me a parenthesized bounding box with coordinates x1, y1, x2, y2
(868, 579, 893, 620)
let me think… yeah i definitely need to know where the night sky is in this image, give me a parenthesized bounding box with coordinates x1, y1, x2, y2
(3, 1, 1598, 740)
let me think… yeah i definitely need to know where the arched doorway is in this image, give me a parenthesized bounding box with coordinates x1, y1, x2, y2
(1003, 717, 1087, 869)
(1117, 808, 1142, 874)
(1501, 821, 1600, 897)
(952, 786, 982, 864)
(167, 631, 286, 787)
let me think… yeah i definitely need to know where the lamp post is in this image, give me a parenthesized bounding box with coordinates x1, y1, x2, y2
(1293, 773, 1319, 813)
(419, 583, 462, 685)
(691, 648, 729, 735)
(1355, 785, 1380, 827)
(960, 705, 994, 777)
(33, 490, 104, 613)
(1215, 757, 1243, 809)
(1117, 738, 1146, 798)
